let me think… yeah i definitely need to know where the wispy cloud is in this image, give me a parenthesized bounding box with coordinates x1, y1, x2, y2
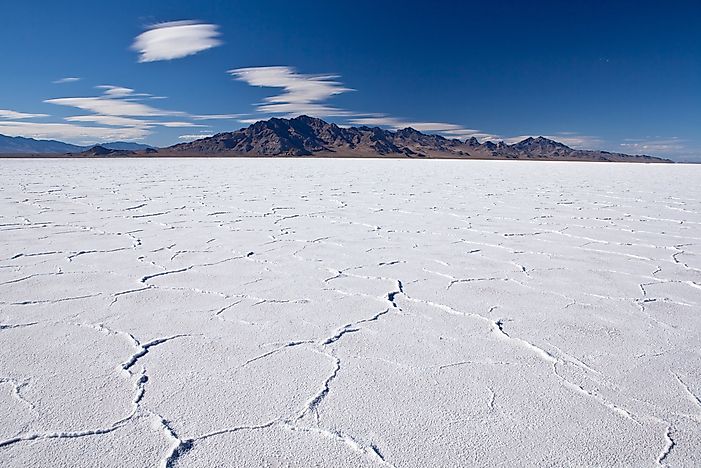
(52, 77, 81, 84)
(227, 66, 506, 141)
(620, 137, 686, 154)
(36, 85, 218, 143)
(192, 114, 241, 120)
(178, 133, 215, 140)
(228, 66, 353, 117)
(0, 109, 49, 120)
(352, 118, 605, 147)
(238, 118, 265, 124)
(349, 116, 500, 142)
(0, 121, 149, 141)
(227, 66, 503, 140)
(46, 85, 185, 117)
(504, 133, 603, 148)
(95, 85, 139, 97)
(46, 85, 226, 128)
(441, 130, 502, 141)
(65, 115, 152, 127)
(133, 21, 222, 63)
(349, 117, 459, 131)
(48, 97, 183, 117)
(158, 121, 209, 128)
(64, 115, 206, 129)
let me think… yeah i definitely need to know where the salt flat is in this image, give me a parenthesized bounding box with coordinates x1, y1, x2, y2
(0, 158, 700, 467)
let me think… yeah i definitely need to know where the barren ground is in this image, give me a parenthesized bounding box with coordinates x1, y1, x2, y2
(1, 159, 699, 467)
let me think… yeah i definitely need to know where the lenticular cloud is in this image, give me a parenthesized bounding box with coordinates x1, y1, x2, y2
(133, 21, 222, 63)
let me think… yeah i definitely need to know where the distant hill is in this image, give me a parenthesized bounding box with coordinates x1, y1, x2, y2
(0, 135, 153, 154)
(78, 145, 136, 157)
(0, 134, 84, 153)
(164, 115, 671, 162)
(100, 142, 153, 151)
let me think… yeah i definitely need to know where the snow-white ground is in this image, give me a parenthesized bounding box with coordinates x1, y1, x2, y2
(0, 158, 700, 467)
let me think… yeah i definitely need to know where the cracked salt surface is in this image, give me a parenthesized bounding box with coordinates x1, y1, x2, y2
(1, 158, 700, 467)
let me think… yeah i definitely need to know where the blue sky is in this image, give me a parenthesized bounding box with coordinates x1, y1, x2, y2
(1, 0, 699, 160)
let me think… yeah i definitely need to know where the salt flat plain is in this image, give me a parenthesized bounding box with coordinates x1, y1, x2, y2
(0, 158, 700, 467)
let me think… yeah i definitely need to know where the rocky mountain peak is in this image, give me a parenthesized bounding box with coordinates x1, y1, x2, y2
(80, 145, 134, 157)
(513, 136, 570, 150)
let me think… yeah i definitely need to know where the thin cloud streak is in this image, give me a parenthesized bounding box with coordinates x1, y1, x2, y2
(52, 77, 81, 84)
(96, 85, 139, 97)
(0, 121, 149, 141)
(39, 84, 217, 143)
(505, 134, 603, 148)
(46, 96, 184, 117)
(620, 137, 686, 154)
(178, 133, 215, 140)
(228, 66, 500, 141)
(46, 84, 185, 117)
(133, 21, 222, 63)
(65, 115, 206, 129)
(0, 109, 49, 120)
(192, 114, 241, 120)
(349, 116, 501, 142)
(228, 66, 353, 117)
(65, 115, 152, 127)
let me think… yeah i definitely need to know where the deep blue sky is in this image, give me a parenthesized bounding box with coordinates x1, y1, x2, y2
(1, 0, 699, 160)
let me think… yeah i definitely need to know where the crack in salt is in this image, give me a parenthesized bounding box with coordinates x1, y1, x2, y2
(656, 425, 675, 466)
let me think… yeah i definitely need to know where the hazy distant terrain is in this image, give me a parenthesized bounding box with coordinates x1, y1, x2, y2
(0, 135, 152, 154)
(1, 159, 699, 467)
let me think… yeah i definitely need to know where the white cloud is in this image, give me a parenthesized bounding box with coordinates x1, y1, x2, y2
(504, 134, 602, 148)
(400, 122, 466, 132)
(40, 85, 207, 142)
(554, 135, 602, 148)
(9, 82, 235, 144)
(192, 114, 241, 120)
(65, 115, 152, 127)
(349, 116, 500, 142)
(620, 138, 700, 160)
(178, 134, 214, 140)
(46, 85, 185, 118)
(47, 86, 226, 122)
(0, 109, 49, 120)
(158, 121, 208, 128)
(350, 117, 458, 132)
(228, 66, 353, 117)
(0, 121, 149, 142)
(46, 96, 183, 117)
(52, 77, 81, 84)
(228, 66, 507, 142)
(65, 116, 207, 129)
(228, 66, 502, 141)
(441, 130, 501, 142)
(133, 21, 222, 63)
(348, 117, 401, 127)
(95, 85, 137, 97)
(620, 137, 685, 154)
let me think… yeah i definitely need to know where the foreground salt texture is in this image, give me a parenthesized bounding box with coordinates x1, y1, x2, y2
(0, 159, 699, 467)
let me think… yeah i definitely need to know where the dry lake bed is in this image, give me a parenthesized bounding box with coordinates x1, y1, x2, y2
(1, 158, 700, 467)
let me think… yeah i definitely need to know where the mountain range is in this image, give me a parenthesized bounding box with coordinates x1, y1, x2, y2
(0, 135, 152, 153)
(1, 116, 671, 162)
(164, 116, 670, 162)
